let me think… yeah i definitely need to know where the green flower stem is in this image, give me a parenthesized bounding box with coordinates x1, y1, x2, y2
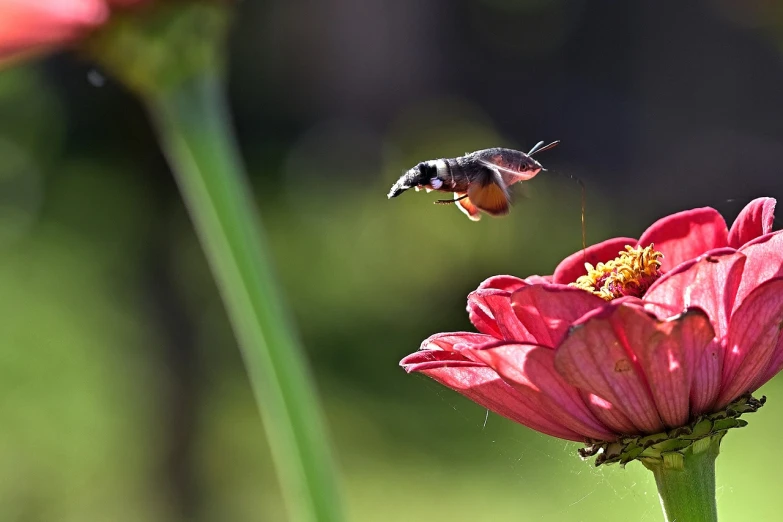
(643, 436, 720, 522)
(145, 72, 344, 522)
(86, 3, 345, 518)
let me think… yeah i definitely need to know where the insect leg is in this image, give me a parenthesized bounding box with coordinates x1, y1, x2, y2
(435, 194, 468, 205)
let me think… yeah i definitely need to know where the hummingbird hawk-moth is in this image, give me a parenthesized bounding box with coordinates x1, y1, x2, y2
(387, 140, 559, 221)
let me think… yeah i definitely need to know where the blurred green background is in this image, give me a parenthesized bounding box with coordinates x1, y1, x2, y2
(2, 0, 783, 520)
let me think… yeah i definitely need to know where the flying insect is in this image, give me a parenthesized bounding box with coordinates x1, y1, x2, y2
(387, 140, 559, 221)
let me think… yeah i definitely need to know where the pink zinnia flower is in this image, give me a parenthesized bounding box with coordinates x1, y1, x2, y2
(401, 197, 781, 447)
(0, 0, 145, 66)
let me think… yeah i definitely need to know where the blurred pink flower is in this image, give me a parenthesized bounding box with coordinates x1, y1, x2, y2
(401, 197, 783, 442)
(0, 0, 144, 64)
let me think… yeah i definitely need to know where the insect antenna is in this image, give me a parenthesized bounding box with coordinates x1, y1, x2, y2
(528, 140, 560, 156)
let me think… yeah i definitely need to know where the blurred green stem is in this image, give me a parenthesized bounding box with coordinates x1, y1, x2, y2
(145, 72, 344, 522)
(643, 437, 720, 522)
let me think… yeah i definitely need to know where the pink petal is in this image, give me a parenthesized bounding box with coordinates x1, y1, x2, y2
(467, 289, 533, 342)
(736, 231, 783, 306)
(468, 343, 616, 440)
(752, 335, 783, 391)
(638, 207, 729, 272)
(401, 349, 482, 371)
(476, 275, 528, 293)
(419, 331, 502, 366)
(554, 304, 663, 433)
(626, 308, 714, 427)
(717, 277, 783, 407)
(401, 350, 584, 441)
(644, 249, 746, 338)
(467, 290, 503, 338)
(552, 237, 637, 285)
(555, 304, 689, 433)
(510, 284, 606, 348)
(0, 0, 109, 62)
(581, 392, 639, 435)
(689, 340, 724, 416)
(640, 247, 777, 415)
(728, 197, 776, 249)
(524, 275, 552, 285)
(420, 331, 499, 352)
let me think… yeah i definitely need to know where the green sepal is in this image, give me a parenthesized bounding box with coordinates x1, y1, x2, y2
(579, 394, 765, 467)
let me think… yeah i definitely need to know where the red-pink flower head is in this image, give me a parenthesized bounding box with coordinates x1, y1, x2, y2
(402, 198, 781, 457)
(0, 0, 146, 65)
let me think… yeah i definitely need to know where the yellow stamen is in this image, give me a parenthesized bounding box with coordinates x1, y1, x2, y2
(571, 244, 663, 301)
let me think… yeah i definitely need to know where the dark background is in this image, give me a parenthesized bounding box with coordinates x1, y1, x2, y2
(1, 0, 782, 520)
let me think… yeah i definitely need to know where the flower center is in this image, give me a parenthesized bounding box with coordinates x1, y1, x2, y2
(571, 244, 663, 300)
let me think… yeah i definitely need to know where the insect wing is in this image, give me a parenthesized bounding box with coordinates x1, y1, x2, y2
(467, 166, 510, 216)
(453, 192, 482, 221)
